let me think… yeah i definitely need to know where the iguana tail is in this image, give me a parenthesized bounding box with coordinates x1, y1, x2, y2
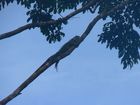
(55, 61, 59, 72)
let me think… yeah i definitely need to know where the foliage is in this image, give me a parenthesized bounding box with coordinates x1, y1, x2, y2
(98, 0, 140, 69)
(0, 0, 140, 69)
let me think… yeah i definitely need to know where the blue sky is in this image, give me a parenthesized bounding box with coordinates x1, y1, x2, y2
(0, 3, 140, 105)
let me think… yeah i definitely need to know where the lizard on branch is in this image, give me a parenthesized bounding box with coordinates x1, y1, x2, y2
(54, 35, 81, 70)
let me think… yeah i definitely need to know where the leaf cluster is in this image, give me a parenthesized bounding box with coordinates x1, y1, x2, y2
(98, 0, 140, 69)
(0, 0, 87, 43)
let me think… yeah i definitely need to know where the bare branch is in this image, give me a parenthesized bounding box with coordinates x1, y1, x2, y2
(0, 0, 99, 40)
(0, 23, 35, 40)
(0, 0, 132, 105)
(63, 0, 99, 20)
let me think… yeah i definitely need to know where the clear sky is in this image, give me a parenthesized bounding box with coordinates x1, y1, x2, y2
(0, 3, 140, 105)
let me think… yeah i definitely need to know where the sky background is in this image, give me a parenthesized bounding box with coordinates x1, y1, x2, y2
(0, 3, 140, 105)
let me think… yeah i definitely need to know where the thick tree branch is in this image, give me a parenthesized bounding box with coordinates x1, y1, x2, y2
(0, 0, 131, 105)
(0, 36, 81, 105)
(0, 0, 99, 40)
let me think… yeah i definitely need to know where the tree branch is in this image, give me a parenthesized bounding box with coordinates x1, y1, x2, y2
(80, 0, 131, 41)
(0, 0, 99, 40)
(0, 0, 131, 105)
